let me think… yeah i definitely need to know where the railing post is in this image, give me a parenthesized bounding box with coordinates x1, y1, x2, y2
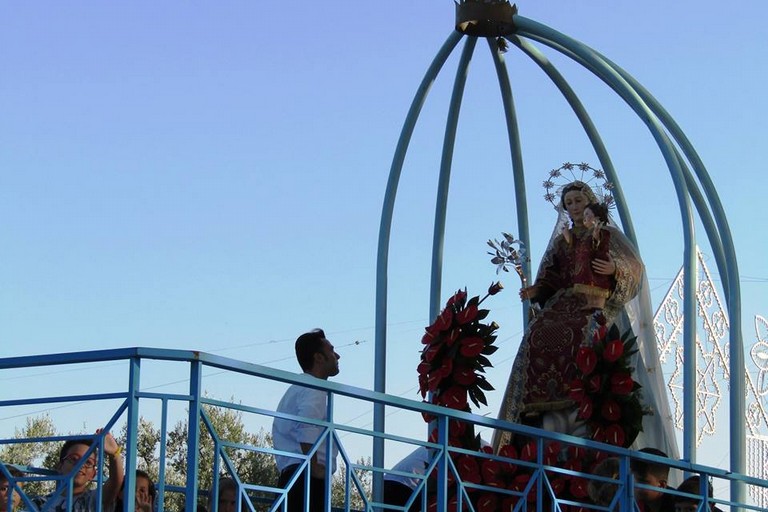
(123, 356, 141, 512)
(185, 360, 203, 512)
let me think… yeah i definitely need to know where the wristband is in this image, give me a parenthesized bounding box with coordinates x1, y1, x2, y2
(112, 445, 122, 459)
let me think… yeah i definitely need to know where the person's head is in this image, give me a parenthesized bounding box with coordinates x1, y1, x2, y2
(588, 457, 620, 506)
(210, 477, 237, 512)
(57, 439, 97, 492)
(120, 469, 156, 512)
(674, 476, 714, 512)
(583, 202, 609, 228)
(631, 448, 670, 504)
(295, 329, 340, 379)
(0, 466, 24, 512)
(560, 182, 595, 225)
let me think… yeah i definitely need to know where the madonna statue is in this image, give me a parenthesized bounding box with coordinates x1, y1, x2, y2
(494, 164, 678, 459)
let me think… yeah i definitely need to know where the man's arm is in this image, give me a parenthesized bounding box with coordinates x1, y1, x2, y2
(97, 429, 125, 507)
(300, 442, 326, 479)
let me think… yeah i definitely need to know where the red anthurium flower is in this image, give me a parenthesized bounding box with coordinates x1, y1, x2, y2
(576, 347, 597, 375)
(449, 419, 467, 437)
(427, 372, 442, 393)
(562, 458, 583, 475)
(481, 459, 502, 486)
(550, 477, 566, 496)
(456, 455, 481, 484)
(417, 361, 431, 376)
(568, 379, 586, 401)
(459, 337, 485, 357)
(603, 338, 625, 362)
(601, 400, 622, 422)
(498, 444, 518, 474)
(577, 397, 594, 420)
(453, 366, 476, 386)
(511, 473, 531, 492)
(418, 375, 428, 397)
(570, 477, 589, 498)
(446, 289, 467, 307)
(421, 405, 435, 423)
(446, 328, 461, 347)
(439, 358, 453, 378)
(587, 374, 602, 393)
(545, 441, 562, 458)
(423, 345, 440, 363)
(604, 424, 626, 446)
(591, 425, 606, 443)
(567, 445, 585, 461)
(502, 498, 518, 511)
(456, 303, 479, 325)
(477, 493, 499, 512)
(433, 307, 453, 332)
(520, 441, 537, 462)
(610, 371, 634, 395)
(421, 330, 437, 345)
(439, 385, 468, 410)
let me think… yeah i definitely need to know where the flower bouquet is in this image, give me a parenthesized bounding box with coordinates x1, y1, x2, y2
(570, 312, 648, 447)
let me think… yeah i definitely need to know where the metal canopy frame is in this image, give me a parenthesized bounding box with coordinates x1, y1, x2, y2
(373, 5, 745, 506)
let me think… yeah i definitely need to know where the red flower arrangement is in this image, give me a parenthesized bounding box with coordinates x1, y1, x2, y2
(418, 283, 502, 418)
(418, 292, 648, 511)
(569, 311, 648, 448)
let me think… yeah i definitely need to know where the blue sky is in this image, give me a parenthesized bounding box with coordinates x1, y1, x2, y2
(1, 1, 767, 475)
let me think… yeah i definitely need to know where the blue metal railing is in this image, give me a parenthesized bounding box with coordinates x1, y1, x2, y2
(1, 348, 764, 512)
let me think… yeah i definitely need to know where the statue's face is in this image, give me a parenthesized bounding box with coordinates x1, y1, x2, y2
(564, 190, 587, 224)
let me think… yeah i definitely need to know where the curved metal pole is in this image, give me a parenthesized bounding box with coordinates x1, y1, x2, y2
(507, 35, 637, 248)
(610, 59, 745, 498)
(486, 38, 532, 327)
(373, 29, 463, 501)
(514, 15, 699, 464)
(430, 36, 478, 320)
(586, 51, 733, 300)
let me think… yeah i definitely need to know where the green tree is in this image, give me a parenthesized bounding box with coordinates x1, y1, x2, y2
(164, 401, 279, 511)
(0, 414, 60, 497)
(332, 456, 372, 510)
(116, 416, 162, 483)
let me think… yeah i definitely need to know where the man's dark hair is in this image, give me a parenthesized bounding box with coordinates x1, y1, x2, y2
(295, 329, 326, 372)
(631, 447, 670, 480)
(676, 475, 713, 502)
(59, 438, 94, 462)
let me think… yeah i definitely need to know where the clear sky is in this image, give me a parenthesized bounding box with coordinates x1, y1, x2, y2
(2, 0, 767, 481)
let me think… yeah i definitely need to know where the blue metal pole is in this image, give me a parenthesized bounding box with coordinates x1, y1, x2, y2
(186, 360, 203, 512)
(430, 35, 478, 320)
(507, 35, 637, 248)
(124, 357, 141, 512)
(597, 56, 746, 499)
(487, 38, 532, 327)
(157, 398, 169, 511)
(373, 30, 462, 502)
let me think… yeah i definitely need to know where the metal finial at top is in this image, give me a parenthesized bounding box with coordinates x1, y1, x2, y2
(455, 0, 517, 37)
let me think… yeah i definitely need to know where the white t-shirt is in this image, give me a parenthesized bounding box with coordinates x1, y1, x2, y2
(384, 447, 432, 489)
(272, 376, 338, 474)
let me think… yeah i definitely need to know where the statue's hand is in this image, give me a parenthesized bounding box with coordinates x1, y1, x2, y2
(592, 256, 616, 276)
(520, 285, 538, 302)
